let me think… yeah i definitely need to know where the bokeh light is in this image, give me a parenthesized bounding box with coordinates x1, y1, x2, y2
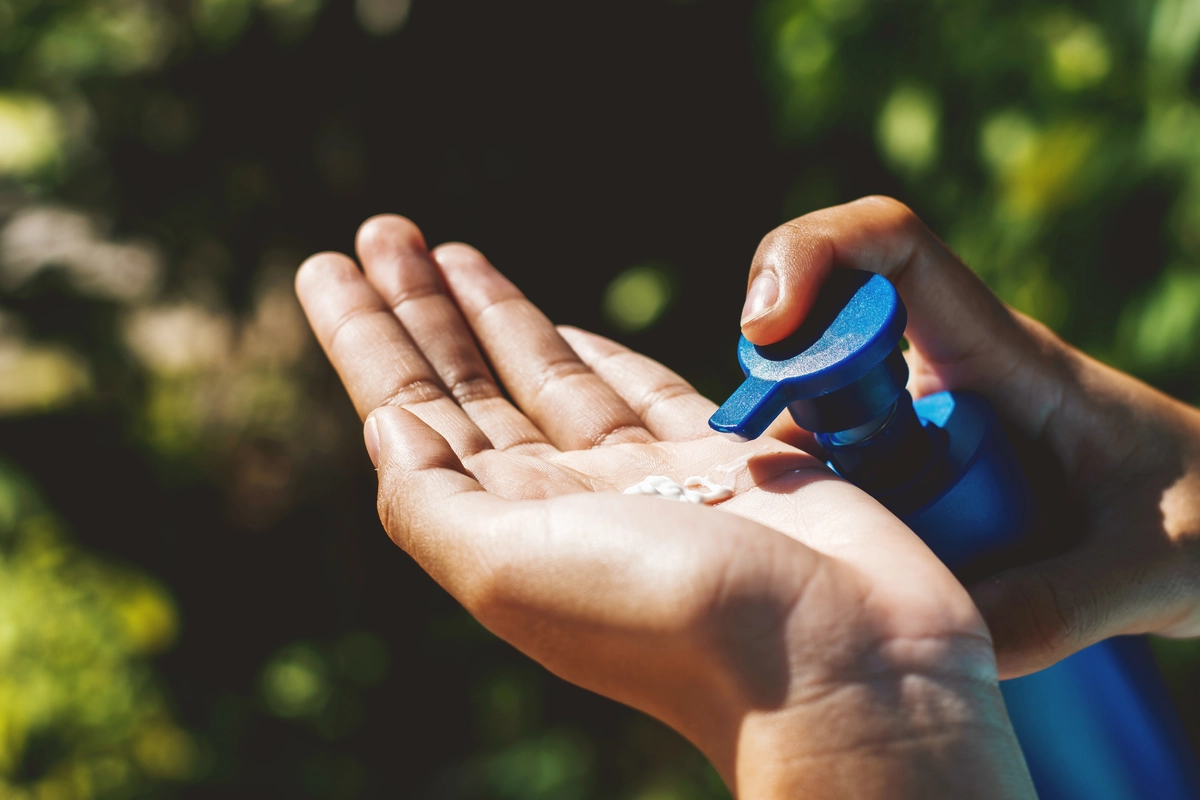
(30, 0, 171, 78)
(0, 338, 90, 415)
(0, 207, 161, 302)
(876, 85, 940, 176)
(602, 263, 674, 333)
(262, 644, 331, 719)
(0, 95, 61, 176)
(1046, 18, 1112, 91)
(354, 0, 410, 36)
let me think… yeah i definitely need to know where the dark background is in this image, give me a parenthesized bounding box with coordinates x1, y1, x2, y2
(2, 0, 1199, 797)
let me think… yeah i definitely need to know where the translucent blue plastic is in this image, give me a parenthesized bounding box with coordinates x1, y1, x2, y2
(710, 270, 1200, 799)
(907, 391, 1200, 800)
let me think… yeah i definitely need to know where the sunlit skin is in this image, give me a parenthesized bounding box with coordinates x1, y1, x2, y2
(295, 214, 1034, 798)
(744, 196, 1200, 679)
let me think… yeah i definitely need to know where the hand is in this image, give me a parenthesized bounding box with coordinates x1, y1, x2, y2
(743, 195, 1200, 679)
(294, 215, 1033, 798)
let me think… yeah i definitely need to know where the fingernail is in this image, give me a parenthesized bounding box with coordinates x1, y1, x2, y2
(741, 272, 778, 324)
(364, 416, 380, 468)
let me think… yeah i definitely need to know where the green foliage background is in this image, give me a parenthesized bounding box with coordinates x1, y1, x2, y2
(1, 0, 1199, 797)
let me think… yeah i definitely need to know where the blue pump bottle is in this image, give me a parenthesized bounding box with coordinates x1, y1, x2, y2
(710, 270, 1200, 799)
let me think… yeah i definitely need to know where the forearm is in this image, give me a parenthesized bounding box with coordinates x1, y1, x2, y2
(726, 674, 1034, 799)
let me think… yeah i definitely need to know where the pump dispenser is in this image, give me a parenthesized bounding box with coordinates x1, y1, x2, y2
(711, 269, 1200, 800)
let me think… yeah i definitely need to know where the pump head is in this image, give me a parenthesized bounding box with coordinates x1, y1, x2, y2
(709, 270, 909, 440)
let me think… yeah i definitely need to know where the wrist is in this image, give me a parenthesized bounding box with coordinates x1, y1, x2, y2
(723, 669, 1034, 799)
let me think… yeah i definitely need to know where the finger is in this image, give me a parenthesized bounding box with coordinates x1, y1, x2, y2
(556, 326, 717, 441)
(368, 406, 511, 605)
(432, 243, 655, 450)
(904, 346, 948, 400)
(744, 196, 1013, 359)
(968, 537, 1192, 679)
(355, 215, 552, 454)
(742, 196, 1065, 441)
(295, 251, 490, 458)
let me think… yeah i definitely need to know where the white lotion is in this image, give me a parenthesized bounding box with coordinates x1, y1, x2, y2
(623, 475, 733, 505)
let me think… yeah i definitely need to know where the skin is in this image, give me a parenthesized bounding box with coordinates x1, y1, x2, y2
(744, 195, 1200, 679)
(295, 215, 1034, 798)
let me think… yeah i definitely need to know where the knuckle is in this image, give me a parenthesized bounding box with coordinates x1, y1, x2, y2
(529, 356, 590, 401)
(759, 216, 837, 275)
(387, 280, 442, 309)
(856, 193, 901, 211)
(754, 223, 799, 268)
(858, 195, 920, 229)
(447, 373, 499, 406)
(323, 306, 368, 354)
(590, 423, 649, 448)
(635, 378, 693, 416)
(857, 194, 905, 211)
(381, 377, 446, 407)
(376, 485, 411, 552)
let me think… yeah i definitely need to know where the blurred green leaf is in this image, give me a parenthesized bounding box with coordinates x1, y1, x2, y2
(0, 461, 196, 796)
(1120, 266, 1200, 370)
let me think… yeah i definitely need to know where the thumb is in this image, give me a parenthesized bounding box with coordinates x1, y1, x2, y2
(743, 197, 1015, 362)
(365, 406, 507, 600)
(968, 540, 1178, 679)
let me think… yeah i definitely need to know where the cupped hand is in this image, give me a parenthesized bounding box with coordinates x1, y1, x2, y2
(295, 215, 1032, 798)
(744, 195, 1200, 679)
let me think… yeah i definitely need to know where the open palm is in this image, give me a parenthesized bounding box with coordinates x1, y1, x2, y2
(295, 215, 1029, 796)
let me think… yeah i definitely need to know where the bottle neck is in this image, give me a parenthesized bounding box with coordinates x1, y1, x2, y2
(813, 391, 945, 501)
(821, 404, 897, 446)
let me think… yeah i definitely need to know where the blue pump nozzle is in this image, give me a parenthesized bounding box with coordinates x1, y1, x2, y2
(709, 270, 909, 438)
